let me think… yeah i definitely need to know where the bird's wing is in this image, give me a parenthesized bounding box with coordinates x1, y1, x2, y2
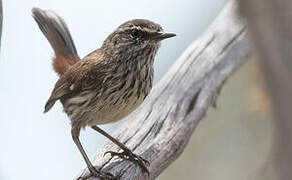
(44, 72, 74, 113)
(44, 50, 105, 113)
(32, 8, 80, 76)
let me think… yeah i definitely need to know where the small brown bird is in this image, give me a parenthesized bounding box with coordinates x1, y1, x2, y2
(32, 8, 175, 179)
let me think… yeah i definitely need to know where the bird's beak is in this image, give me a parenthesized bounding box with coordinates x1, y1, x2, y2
(152, 32, 176, 41)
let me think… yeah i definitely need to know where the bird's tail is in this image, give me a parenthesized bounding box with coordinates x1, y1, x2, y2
(32, 8, 80, 76)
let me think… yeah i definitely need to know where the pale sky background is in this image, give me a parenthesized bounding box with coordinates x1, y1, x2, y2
(0, 0, 226, 179)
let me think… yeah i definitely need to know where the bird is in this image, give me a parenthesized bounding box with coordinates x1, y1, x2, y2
(32, 8, 175, 179)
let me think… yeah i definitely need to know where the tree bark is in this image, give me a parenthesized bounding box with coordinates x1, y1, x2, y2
(77, 1, 251, 179)
(238, 1, 292, 180)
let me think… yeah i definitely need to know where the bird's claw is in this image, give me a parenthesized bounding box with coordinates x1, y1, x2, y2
(104, 149, 150, 175)
(77, 166, 119, 180)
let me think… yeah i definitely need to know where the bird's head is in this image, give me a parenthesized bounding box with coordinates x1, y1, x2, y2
(102, 19, 175, 56)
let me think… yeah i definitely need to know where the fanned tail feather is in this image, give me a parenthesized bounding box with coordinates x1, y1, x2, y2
(32, 8, 80, 76)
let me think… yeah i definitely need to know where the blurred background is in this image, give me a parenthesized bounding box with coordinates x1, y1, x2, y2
(0, 0, 275, 179)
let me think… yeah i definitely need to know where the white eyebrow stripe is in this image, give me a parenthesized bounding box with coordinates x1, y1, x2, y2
(118, 26, 161, 34)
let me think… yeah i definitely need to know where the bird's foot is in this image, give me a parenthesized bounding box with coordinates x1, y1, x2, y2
(77, 166, 120, 180)
(104, 148, 150, 175)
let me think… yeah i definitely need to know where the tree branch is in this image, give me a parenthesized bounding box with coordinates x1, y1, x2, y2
(77, 1, 251, 179)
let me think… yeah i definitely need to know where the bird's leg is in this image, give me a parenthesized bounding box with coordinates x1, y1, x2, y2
(71, 129, 118, 180)
(91, 126, 150, 175)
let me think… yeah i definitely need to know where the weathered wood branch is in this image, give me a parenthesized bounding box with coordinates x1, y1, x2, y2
(77, 1, 251, 179)
(238, 1, 292, 180)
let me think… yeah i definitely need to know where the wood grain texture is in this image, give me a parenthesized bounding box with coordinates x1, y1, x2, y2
(239, 0, 292, 179)
(77, 1, 251, 179)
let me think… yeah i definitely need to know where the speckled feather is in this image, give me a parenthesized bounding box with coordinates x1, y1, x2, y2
(44, 19, 163, 134)
(33, 12, 175, 176)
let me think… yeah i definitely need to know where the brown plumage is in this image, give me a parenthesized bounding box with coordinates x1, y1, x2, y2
(32, 8, 80, 75)
(33, 8, 175, 179)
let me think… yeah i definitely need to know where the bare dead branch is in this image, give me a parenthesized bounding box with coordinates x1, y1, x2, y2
(77, 1, 251, 179)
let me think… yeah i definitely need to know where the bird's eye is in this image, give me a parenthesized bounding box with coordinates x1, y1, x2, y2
(131, 29, 144, 38)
